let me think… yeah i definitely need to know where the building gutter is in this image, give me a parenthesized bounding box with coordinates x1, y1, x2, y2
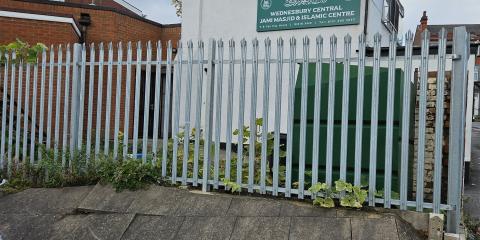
(363, 0, 369, 36)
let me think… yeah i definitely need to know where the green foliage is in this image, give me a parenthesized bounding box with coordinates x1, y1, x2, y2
(309, 182, 336, 208)
(171, 0, 183, 17)
(232, 118, 287, 186)
(308, 180, 368, 209)
(0, 145, 166, 193)
(222, 178, 241, 194)
(101, 159, 162, 192)
(375, 189, 400, 200)
(0, 39, 48, 64)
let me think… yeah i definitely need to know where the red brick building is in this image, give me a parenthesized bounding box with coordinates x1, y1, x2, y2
(0, 0, 181, 148)
(0, 0, 181, 46)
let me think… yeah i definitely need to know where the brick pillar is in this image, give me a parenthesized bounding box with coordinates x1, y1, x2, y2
(413, 71, 451, 201)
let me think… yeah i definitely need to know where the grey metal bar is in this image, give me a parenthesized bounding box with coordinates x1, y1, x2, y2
(236, 39, 247, 187)
(22, 63, 31, 163)
(285, 37, 297, 197)
(354, 34, 366, 186)
(104, 42, 114, 155)
(142, 41, 153, 163)
(38, 50, 46, 160)
(368, 34, 382, 206)
(95, 43, 105, 156)
(433, 28, 447, 213)
(248, 39, 259, 193)
(311, 36, 323, 193)
(1, 52, 9, 168)
(62, 45, 71, 166)
(86, 43, 96, 161)
(325, 35, 337, 186)
(182, 41, 194, 185)
(273, 38, 284, 196)
(340, 35, 352, 182)
(7, 52, 16, 174)
(132, 42, 142, 157)
(15, 60, 24, 164)
(152, 41, 163, 164)
(225, 39, 235, 184)
(202, 39, 216, 192)
(162, 41, 173, 177)
(77, 44, 87, 149)
(191, 42, 203, 185)
(260, 38, 271, 194)
(172, 41, 183, 182)
(113, 42, 124, 160)
(123, 42, 133, 159)
(384, 33, 398, 208)
(400, 31, 414, 210)
(416, 31, 430, 211)
(213, 40, 224, 189)
(70, 44, 82, 160)
(447, 26, 469, 233)
(298, 36, 310, 199)
(30, 61, 39, 164)
(54, 45, 63, 160)
(46, 47, 54, 150)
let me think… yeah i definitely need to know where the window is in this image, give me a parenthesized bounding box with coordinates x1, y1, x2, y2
(382, 0, 404, 32)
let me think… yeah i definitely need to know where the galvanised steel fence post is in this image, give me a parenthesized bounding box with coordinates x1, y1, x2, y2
(202, 39, 216, 192)
(70, 43, 82, 156)
(447, 26, 469, 234)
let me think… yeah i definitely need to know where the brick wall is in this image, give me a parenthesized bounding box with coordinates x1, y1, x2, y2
(0, 17, 79, 45)
(0, 0, 181, 46)
(0, 0, 181, 150)
(412, 71, 451, 201)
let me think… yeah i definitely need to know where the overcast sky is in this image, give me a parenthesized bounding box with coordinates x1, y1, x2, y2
(132, 0, 480, 33)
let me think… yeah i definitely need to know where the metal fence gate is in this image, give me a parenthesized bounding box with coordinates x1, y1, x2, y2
(0, 27, 472, 233)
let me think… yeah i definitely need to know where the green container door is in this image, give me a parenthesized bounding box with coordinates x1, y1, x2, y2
(291, 63, 415, 194)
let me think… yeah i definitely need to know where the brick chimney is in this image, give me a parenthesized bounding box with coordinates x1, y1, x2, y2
(420, 11, 428, 32)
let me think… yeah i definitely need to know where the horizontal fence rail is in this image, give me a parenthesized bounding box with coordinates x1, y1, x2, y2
(0, 28, 471, 233)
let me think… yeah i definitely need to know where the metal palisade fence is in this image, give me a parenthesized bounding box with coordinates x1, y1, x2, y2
(0, 27, 471, 233)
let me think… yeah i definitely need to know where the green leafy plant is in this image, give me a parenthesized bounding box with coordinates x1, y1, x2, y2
(335, 180, 368, 209)
(222, 178, 241, 194)
(308, 180, 368, 209)
(309, 182, 335, 208)
(0, 39, 48, 64)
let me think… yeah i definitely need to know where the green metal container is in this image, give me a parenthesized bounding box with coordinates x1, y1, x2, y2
(292, 63, 415, 193)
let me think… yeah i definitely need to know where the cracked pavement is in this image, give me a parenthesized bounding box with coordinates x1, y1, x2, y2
(0, 184, 426, 239)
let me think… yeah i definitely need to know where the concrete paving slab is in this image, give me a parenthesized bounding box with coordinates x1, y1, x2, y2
(230, 217, 291, 240)
(337, 208, 386, 219)
(126, 185, 187, 216)
(351, 217, 400, 240)
(395, 218, 426, 240)
(0, 214, 62, 240)
(289, 217, 351, 240)
(78, 184, 138, 213)
(226, 198, 281, 216)
(120, 215, 184, 240)
(50, 213, 135, 240)
(174, 193, 232, 216)
(279, 201, 337, 217)
(175, 217, 236, 240)
(0, 186, 93, 214)
(464, 193, 480, 218)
